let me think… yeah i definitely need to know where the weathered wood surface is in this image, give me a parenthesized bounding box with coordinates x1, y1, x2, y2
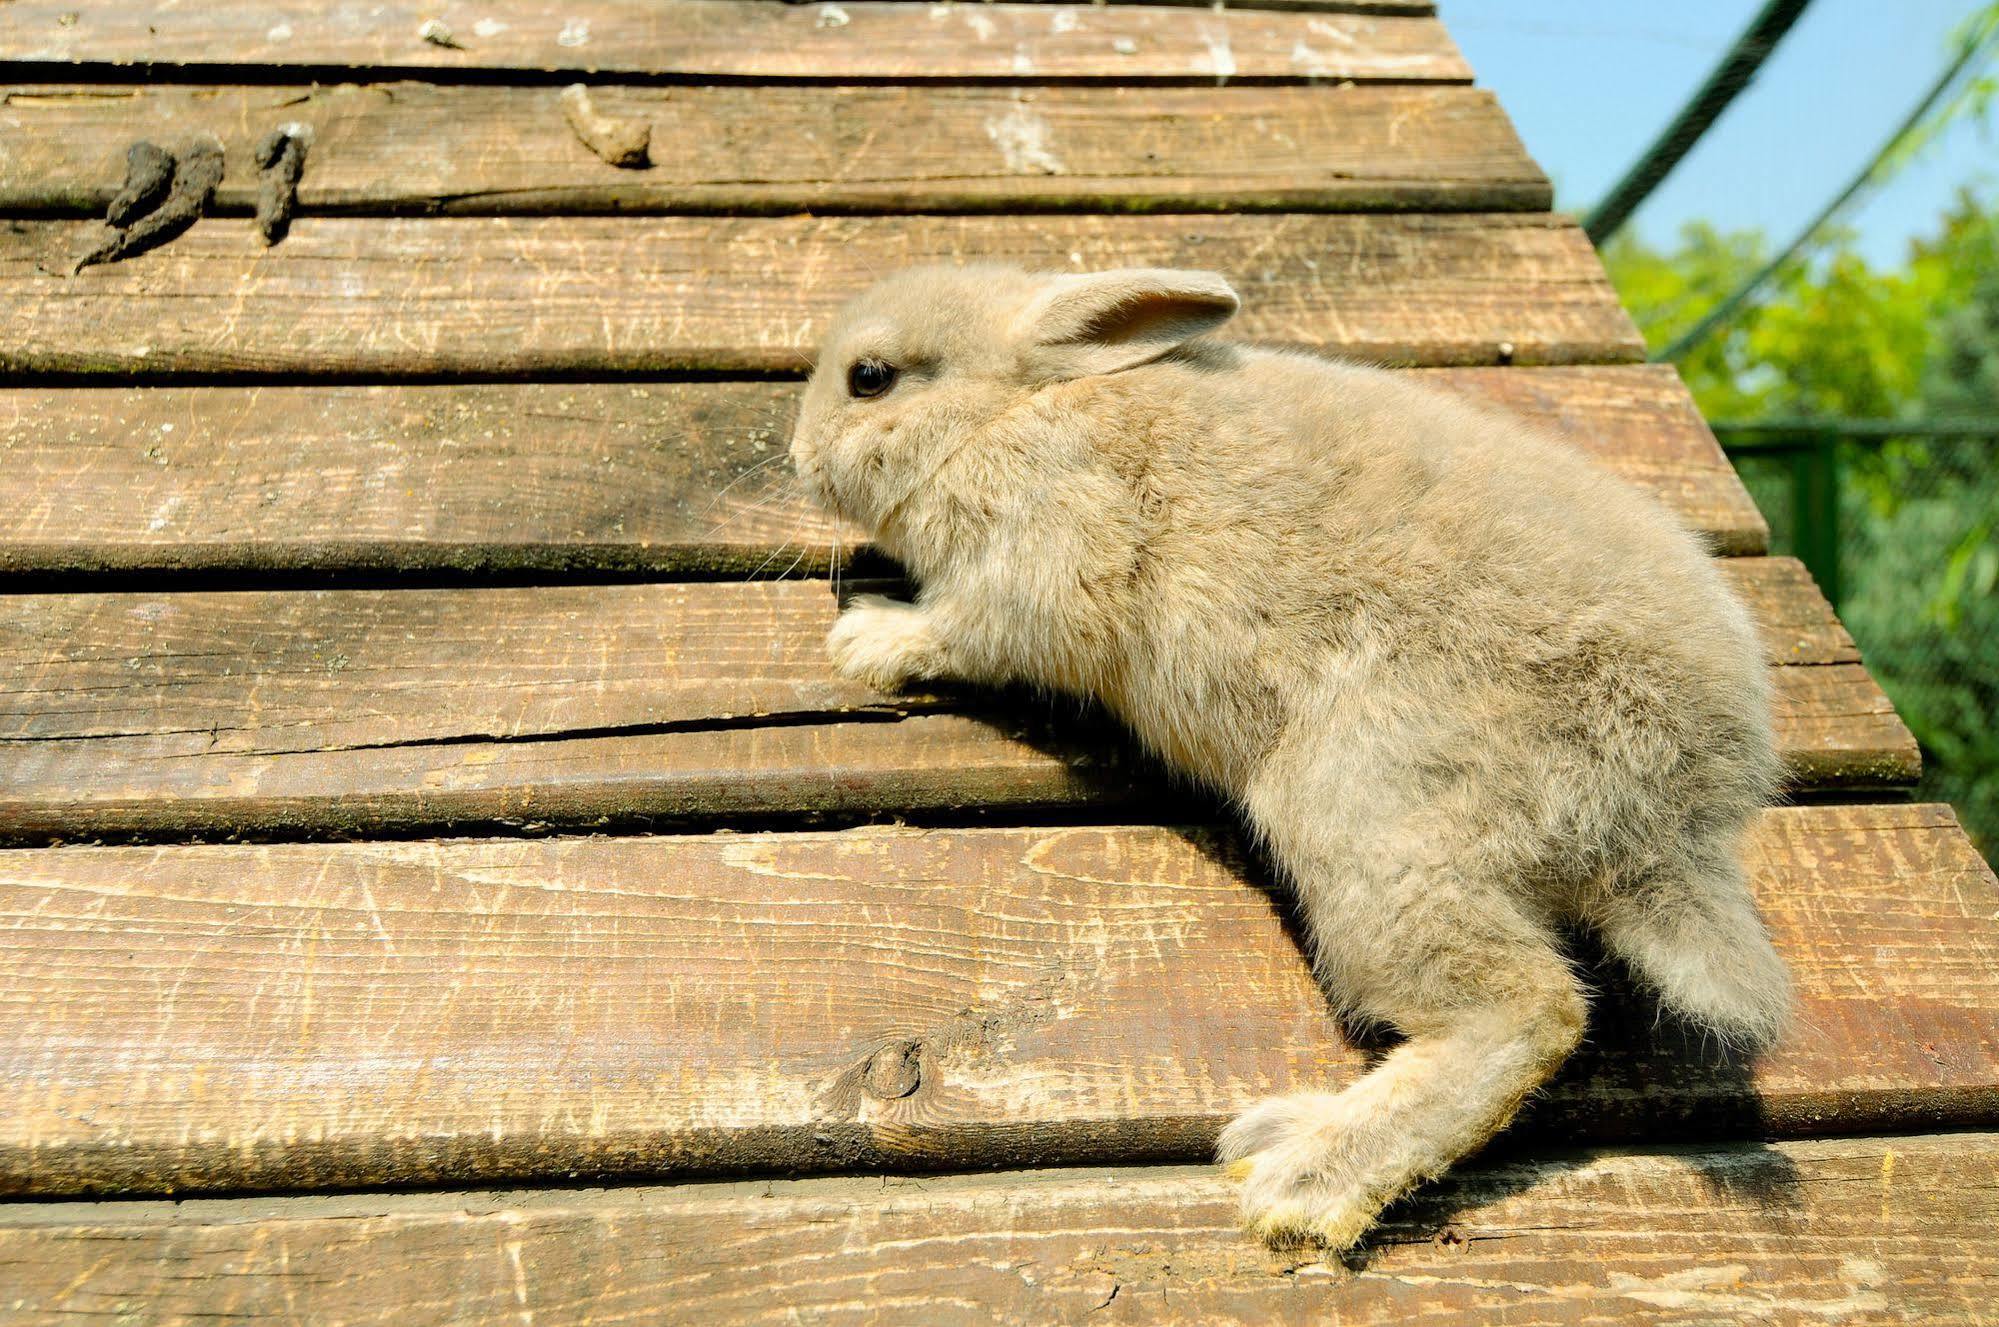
(0, 214, 1641, 376)
(0, 83, 1546, 216)
(886, 0, 1436, 12)
(3, 1134, 1991, 1326)
(0, 367, 1764, 576)
(0, 713, 1162, 840)
(0, 806, 1992, 1196)
(0, 565, 1863, 694)
(0, 2, 1466, 82)
(0, 667, 1915, 840)
(0, 563, 1914, 839)
(1768, 665, 1923, 791)
(1435, 365, 1768, 555)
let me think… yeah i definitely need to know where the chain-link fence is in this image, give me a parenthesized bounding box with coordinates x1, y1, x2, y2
(1722, 429, 1998, 863)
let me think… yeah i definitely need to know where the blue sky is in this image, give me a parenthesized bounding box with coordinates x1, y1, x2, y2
(1442, 0, 1996, 265)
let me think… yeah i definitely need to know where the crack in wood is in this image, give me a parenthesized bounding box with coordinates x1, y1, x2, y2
(209, 704, 926, 760)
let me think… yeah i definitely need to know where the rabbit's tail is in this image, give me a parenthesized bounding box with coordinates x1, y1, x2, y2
(1597, 859, 1793, 1052)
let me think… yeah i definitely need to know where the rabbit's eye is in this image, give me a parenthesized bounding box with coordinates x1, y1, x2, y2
(847, 359, 898, 399)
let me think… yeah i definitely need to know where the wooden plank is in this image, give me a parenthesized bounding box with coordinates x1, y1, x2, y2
(3, 1135, 1991, 1325)
(0, 714, 1153, 840)
(0, 83, 1547, 216)
(0, 564, 1914, 840)
(0, 368, 1765, 577)
(0, 805, 1992, 1196)
(0, 667, 1916, 841)
(0, 568, 1861, 705)
(1773, 666, 1924, 791)
(1428, 365, 1769, 555)
(0, 2, 1468, 82)
(0, 214, 1642, 377)
(890, 0, 1436, 12)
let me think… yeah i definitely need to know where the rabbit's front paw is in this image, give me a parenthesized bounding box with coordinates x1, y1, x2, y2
(827, 595, 945, 693)
(1218, 1093, 1386, 1251)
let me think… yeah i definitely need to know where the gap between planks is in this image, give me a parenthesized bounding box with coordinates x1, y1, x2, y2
(0, 806, 1992, 1198)
(0, 83, 1548, 217)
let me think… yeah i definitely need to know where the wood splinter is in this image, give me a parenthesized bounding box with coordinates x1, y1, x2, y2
(560, 84, 652, 169)
(73, 134, 224, 275)
(254, 124, 311, 247)
(105, 141, 174, 228)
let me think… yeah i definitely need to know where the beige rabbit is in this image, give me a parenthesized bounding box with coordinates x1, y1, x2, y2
(789, 264, 1790, 1249)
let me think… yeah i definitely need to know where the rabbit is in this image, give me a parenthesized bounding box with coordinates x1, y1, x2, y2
(788, 263, 1791, 1250)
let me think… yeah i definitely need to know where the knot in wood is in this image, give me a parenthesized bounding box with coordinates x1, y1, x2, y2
(862, 1039, 923, 1100)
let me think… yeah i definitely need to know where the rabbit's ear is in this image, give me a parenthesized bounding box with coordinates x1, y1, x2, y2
(1017, 268, 1239, 381)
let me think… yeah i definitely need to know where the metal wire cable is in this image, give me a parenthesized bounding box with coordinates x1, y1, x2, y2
(1656, 17, 1999, 363)
(1583, 0, 1813, 245)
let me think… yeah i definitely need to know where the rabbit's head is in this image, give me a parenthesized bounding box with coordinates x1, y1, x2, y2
(790, 264, 1238, 561)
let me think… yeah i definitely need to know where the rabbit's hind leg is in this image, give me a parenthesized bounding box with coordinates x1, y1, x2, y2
(1219, 845, 1585, 1251)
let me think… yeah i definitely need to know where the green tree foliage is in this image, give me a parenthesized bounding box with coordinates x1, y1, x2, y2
(1603, 195, 1999, 858)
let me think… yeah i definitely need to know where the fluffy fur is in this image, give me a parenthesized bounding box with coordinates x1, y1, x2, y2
(789, 264, 1792, 1249)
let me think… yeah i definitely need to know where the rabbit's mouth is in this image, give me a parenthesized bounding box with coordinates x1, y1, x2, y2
(790, 448, 843, 518)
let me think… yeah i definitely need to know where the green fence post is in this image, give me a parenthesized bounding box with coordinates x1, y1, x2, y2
(1790, 439, 1842, 608)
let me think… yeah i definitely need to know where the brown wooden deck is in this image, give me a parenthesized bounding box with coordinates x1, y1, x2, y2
(1, 2, 1995, 1322)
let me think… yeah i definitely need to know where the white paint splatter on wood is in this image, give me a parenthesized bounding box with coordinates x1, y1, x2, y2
(985, 102, 1064, 177)
(1291, 42, 1332, 77)
(1200, 27, 1236, 83)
